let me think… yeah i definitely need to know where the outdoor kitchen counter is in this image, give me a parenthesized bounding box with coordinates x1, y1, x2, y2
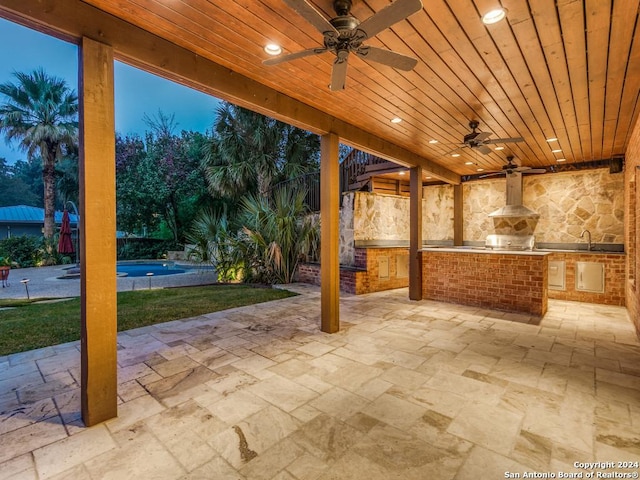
(421, 248, 548, 316)
(422, 246, 550, 255)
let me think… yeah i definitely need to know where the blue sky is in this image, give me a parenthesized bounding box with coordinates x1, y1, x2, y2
(0, 17, 220, 164)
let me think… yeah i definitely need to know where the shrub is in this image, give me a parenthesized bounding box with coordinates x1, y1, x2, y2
(117, 238, 182, 260)
(185, 209, 242, 282)
(0, 235, 42, 267)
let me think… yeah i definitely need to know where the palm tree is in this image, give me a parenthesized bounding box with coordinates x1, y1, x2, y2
(0, 68, 78, 238)
(202, 102, 319, 201)
(238, 186, 319, 284)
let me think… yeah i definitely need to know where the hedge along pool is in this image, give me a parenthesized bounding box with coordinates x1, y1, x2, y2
(116, 261, 186, 277)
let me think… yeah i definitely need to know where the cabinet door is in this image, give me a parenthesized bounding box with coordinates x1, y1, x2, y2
(575, 262, 605, 293)
(548, 260, 565, 290)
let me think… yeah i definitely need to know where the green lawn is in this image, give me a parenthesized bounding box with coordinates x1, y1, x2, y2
(0, 285, 296, 356)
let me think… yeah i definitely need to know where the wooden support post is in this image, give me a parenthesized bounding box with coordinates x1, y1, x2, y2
(409, 166, 423, 300)
(453, 184, 463, 246)
(320, 133, 340, 333)
(79, 37, 117, 426)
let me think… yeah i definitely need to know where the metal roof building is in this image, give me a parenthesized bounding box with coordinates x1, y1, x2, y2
(0, 205, 79, 238)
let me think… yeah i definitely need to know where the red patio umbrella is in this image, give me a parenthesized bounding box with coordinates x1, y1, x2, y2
(57, 209, 75, 255)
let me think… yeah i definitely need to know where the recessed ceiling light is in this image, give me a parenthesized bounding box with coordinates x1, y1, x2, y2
(552, 149, 562, 153)
(557, 158, 566, 162)
(452, 153, 461, 157)
(399, 171, 406, 175)
(494, 146, 504, 151)
(477, 168, 484, 172)
(426, 176, 432, 179)
(391, 117, 402, 124)
(465, 161, 474, 165)
(264, 43, 282, 56)
(546, 137, 558, 142)
(428, 139, 438, 144)
(482, 8, 507, 25)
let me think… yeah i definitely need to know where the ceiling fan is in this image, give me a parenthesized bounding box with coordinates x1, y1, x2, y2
(444, 120, 524, 156)
(480, 156, 547, 178)
(263, 0, 423, 91)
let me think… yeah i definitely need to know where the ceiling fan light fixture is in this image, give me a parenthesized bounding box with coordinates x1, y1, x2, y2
(482, 8, 507, 25)
(264, 43, 282, 56)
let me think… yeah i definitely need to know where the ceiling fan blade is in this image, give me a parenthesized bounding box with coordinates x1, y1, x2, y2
(475, 145, 492, 155)
(355, 46, 417, 71)
(356, 0, 423, 40)
(473, 132, 492, 142)
(479, 172, 505, 179)
(485, 136, 524, 144)
(263, 47, 327, 66)
(527, 168, 547, 174)
(283, 0, 338, 36)
(330, 58, 349, 91)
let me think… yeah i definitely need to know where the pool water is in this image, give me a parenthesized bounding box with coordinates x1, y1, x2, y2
(116, 262, 186, 277)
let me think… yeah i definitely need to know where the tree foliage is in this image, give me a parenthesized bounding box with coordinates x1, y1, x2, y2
(115, 112, 210, 241)
(201, 102, 320, 202)
(0, 158, 40, 207)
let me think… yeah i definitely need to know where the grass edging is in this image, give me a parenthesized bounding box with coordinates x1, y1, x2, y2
(0, 284, 296, 356)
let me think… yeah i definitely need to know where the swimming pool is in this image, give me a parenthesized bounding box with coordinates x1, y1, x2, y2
(116, 261, 186, 277)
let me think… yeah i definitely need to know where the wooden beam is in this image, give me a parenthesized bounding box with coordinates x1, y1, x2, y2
(0, 0, 460, 185)
(409, 166, 423, 301)
(79, 37, 117, 426)
(453, 184, 463, 246)
(320, 133, 340, 333)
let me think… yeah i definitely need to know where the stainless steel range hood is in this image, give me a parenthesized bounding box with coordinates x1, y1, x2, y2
(488, 172, 539, 218)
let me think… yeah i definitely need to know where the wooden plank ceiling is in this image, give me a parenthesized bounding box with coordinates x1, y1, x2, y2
(7, 0, 640, 179)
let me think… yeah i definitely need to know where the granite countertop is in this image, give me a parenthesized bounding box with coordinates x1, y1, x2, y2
(422, 246, 551, 256)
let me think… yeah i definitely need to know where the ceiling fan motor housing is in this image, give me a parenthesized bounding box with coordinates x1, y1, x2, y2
(329, 16, 360, 35)
(464, 131, 480, 144)
(333, 0, 353, 16)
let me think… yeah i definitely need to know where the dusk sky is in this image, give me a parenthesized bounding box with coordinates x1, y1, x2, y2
(0, 17, 221, 164)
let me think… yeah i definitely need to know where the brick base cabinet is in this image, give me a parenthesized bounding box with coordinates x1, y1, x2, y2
(422, 250, 549, 316)
(546, 252, 625, 306)
(297, 247, 410, 294)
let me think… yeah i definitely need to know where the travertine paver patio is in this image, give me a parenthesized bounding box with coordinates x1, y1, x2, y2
(1, 284, 639, 479)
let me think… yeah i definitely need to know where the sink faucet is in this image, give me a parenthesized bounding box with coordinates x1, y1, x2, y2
(580, 229, 592, 251)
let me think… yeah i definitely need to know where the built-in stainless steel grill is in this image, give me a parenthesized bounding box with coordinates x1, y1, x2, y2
(485, 234, 535, 251)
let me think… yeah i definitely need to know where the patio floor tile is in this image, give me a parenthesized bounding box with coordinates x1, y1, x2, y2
(0, 284, 638, 479)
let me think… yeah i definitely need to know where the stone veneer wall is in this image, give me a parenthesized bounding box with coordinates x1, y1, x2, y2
(625, 114, 640, 336)
(340, 187, 455, 265)
(462, 169, 624, 243)
(343, 169, 623, 259)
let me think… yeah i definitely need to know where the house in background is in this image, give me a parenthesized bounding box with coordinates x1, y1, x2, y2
(0, 205, 79, 239)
